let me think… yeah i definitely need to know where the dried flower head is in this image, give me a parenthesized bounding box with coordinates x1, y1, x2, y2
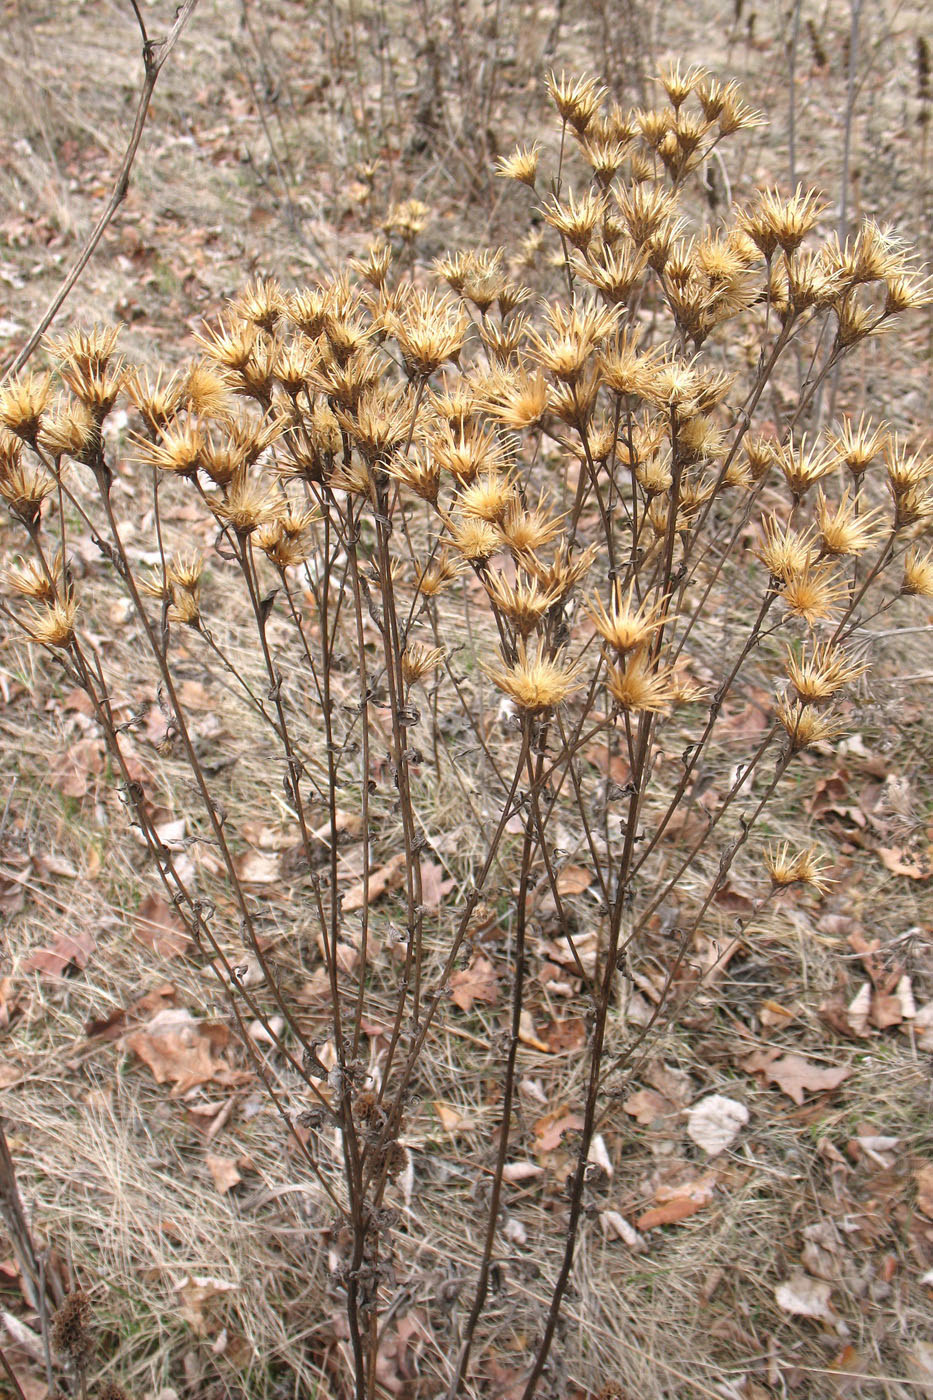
(737, 185, 826, 258)
(23, 595, 78, 648)
(495, 142, 541, 188)
(51, 1290, 93, 1367)
(825, 415, 888, 476)
(776, 698, 843, 752)
(0, 371, 53, 443)
(588, 579, 671, 654)
(485, 570, 561, 637)
(785, 641, 867, 704)
(900, 546, 933, 597)
(606, 649, 677, 714)
(391, 290, 469, 377)
(401, 641, 446, 686)
(764, 842, 834, 893)
(545, 72, 605, 132)
(815, 487, 886, 557)
(780, 561, 849, 625)
(212, 467, 280, 535)
(485, 641, 584, 713)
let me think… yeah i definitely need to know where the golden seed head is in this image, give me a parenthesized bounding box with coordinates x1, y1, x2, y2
(337, 382, 413, 461)
(168, 552, 204, 591)
(47, 324, 121, 378)
(39, 399, 98, 462)
(382, 198, 430, 241)
(212, 466, 280, 535)
(756, 516, 816, 582)
(606, 649, 676, 714)
(24, 595, 78, 649)
(499, 495, 566, 556)
(400, 641, 446, 686)
(126, 367, 185, 433)
(815, 487, 886, 557)
(588, 578, 671, 654)
(776, 698, 843, 752)
(193, 316, 259, 373)
(134, 420, 204, 477)
(448, 514, 502, 563)
(825, 415, 888, 476)
(545, 71, 606, 131)
(483, 367, 549, 430)
(657, 60, 705, 110)
(231, 278, 287, 332)
(0, 371, 53, 442)
(4, 554, 58, 601)
(771, 434, 839, 499)
(348, 242, 392, 289)
(780, 561, 849, 625)
(415, 549, 463, 597)
(901, 546, 933, 597)
(0, 446, 56, 526)
(764, 842, 834, 893)
(484, 569, 561, 637)
(485, 640, 584, 713)
(736, 185, 826, 257)
(784, 641, 867, 704)
(542, 188, 607, 252)
(457, 470, 518, 525)
(168, 586, 201, 627)
(384, 445, 441, 504)
(391, 289, 469, 377)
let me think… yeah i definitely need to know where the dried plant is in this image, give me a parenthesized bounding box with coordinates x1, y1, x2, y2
(1, 63, 931, 1400)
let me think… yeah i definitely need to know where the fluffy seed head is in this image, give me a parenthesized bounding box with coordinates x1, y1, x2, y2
(485, 641, 584, 713)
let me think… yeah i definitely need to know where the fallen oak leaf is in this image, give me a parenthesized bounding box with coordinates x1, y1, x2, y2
(636, 1174, 717, 1231)
(743, 1049, 850, 1106)
(23, 928, 94, 978)
(775, 1271, 835, 1321)
(342, 851, 407, 912)
(687, 1095, 749, 1156)
(205, 1154, 241, 1195)
(135, 892, 189, 957)
(449, 955, 499, 1013)
(124, 1008, 235, 1094)
(533, 1107, 584, 1154)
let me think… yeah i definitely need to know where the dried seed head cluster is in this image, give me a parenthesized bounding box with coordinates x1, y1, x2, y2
(1, 68, 931, 1164)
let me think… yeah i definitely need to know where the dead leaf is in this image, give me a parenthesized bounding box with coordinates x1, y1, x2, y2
(23, 928, 94, 978)
(342, 851, 407, 912)
(876, 846, 930, 880)
(555, 864, 593, 895)
(83, 983, 176, 1040)
(51, 739, 103, 799)
(774, 1271, 835, 1321)
(623, 1089, 675, 1126)
(687, 1095, 749, 1155)
(533, 1106, 584, 1153)
(419, 859, 455, 909)
(433, 1101, 468, 1133)
(205, 1154, 241, 1194)
(135, 893, 189, 957)
(234, 850, 281, 885)
(913, 1000, 933, 1051)
(636, 1173, 717, 1230)
(0, 1061, 21, 1089)
(175, 1274, 236, 1336)
(915, 1164, 933, 1220)
(600, 1210, 646, 1251)
(449, 955, 499, 1012)
(743, 1049, 850, 1106)
(501, 1161, 544, 1183)
(518, 1008, 549, 1053)
(124, 1008, 234, 1094)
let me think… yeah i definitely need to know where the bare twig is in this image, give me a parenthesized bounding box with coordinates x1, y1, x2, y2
(1, 0, 201, 380)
